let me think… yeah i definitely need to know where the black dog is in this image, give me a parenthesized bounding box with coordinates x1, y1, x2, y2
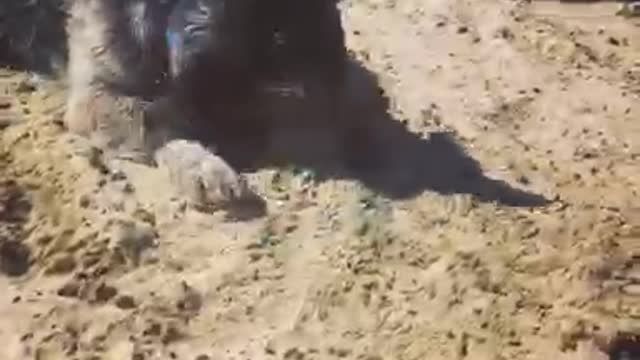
(6, 0, 349, 206)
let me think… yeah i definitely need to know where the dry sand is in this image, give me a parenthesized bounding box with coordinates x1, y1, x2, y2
(0, 0, 639, 359)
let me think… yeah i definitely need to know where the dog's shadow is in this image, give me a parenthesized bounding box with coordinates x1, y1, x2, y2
(237, 58, 550, 207)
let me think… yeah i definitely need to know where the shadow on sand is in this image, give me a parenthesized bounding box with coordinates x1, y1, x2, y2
(234, 58, 550, 208)
(2, 20, 548, 209)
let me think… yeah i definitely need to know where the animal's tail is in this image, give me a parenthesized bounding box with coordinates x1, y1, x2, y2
(0, 0, 69, 77)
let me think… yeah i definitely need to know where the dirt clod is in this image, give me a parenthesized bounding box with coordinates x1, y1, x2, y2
(114, 295, 136, 309)
(44, 254, 77, 275)
(93, 283, 118, 303)
(0, 241, 30, 276)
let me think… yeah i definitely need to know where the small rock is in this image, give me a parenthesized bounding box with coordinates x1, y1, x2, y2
(132, 208, 156, 226)
(497, 26, 514, 40)
(0, 115, 19, 129)
(94, 283, 118, 302)
(0, 97, 12, 109)
(15, 80, 36, 93)
(621, 283, 640, 296)
(118, 181, 135, 193)
(115, 295, 136, 309)
(334, 348, 351, 358)
(81, 255, 101, 269)
(249, 252, 263, 263)
(110, 170, 127, 181)
(57, 281, 81, 298)
(44, 254, 77, 275)
(143, 322, 163, 337)
(284, 347, 305, 360)
(162, 324, 183, 344)
(559, 320, 587, 351)
(177, 281, 202, 313)
(521, 226, 540, 240)
(265, 341, 277, 355)
(113, 220, 157, 265)
(0, 241, 31, 276)
(86, 146, 108, 173)
(78, 194, 91, 208)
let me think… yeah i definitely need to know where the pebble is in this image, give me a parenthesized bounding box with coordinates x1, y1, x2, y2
(0, 97, 12, 109)
(57, 282, 81, 298)
(15, 80, 36, 93)
(94, 283, 118, 302)
(113, 220, 157, 265)
(115, 295, 137, 309)
(0, 241, 31, 276)
(621, 283, 640, 296)
(44, 254, 77, 275)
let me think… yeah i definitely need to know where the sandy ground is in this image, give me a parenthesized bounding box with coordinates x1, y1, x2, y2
(0, 0, 639, 359)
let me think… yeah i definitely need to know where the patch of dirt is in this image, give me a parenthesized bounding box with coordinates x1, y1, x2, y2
(0, 1, 638, 359)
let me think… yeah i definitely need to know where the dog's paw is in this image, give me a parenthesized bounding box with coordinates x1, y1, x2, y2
(154, 139, 252, 210)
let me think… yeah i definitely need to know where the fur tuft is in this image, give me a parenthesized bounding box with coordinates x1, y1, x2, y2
(0, 0, 69, 76)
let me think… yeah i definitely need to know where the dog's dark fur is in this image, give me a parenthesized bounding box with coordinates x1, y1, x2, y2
(0, 0, 69, 75)
(2, 0, 348, 206)
(161, 0, 347, 157)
